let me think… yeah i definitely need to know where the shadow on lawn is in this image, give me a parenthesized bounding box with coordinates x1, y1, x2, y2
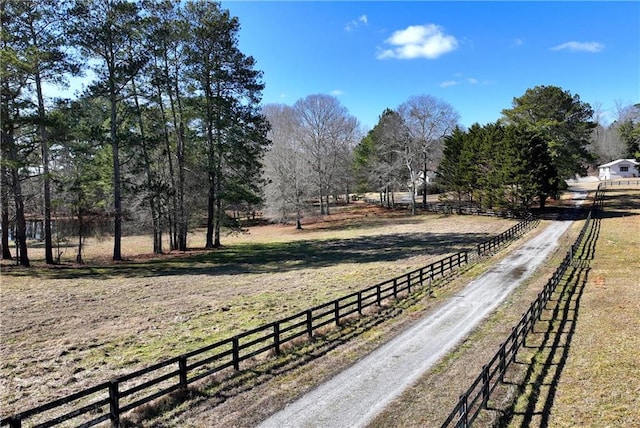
(492, 214, 601, 427)
(6, 231, 495, 280)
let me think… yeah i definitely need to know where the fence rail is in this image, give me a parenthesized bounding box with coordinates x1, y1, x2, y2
(441, 184, 605, 428)
(599, 178, 640, 188)
(1, 217, 537, 428)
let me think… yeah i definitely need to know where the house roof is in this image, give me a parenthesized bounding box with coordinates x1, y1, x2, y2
(598, 158, 639, 168)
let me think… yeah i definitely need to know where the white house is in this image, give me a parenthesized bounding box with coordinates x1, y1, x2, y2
(598, 158, 639, 180)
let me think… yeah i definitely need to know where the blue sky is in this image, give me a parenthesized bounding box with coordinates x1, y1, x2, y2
(220, 1, 640, 130)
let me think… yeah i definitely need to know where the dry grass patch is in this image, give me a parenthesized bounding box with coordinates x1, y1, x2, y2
(0, 207, 516, 419)
(542, 189, 640, 427)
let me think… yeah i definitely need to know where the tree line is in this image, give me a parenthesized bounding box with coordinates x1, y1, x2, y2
(2, 1, 638, 267)
(2, 0, 269, 266)
(438, 87, 639, 214)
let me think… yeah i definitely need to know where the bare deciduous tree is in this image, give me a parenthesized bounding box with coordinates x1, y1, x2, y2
(397, 94, 460, 211)
(263, 104, 311, 229)
(293, 94, 359, 216)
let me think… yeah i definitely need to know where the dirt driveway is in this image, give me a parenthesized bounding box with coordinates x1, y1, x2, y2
(257, 193, 587, 428)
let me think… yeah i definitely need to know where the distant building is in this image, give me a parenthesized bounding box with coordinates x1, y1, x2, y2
(598, 158, 639, 180)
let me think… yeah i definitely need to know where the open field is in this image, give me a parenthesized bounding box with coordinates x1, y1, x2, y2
(0, 203, 519, 419)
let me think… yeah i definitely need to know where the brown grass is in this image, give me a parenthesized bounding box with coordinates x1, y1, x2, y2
(0, 203, 518, 420)
(541, 189, 640, 427)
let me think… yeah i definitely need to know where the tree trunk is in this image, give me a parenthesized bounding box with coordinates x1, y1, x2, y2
(205, 78, 218, 250)
(156, 56, 179, 251)
(214, 181, 222, 247)
(131, 74, 162, 254)
(9, 162, 29, 266)
(4, 125, 29, 266)
(205, 173, 215, 249)
(539, 194, 547, 210)
(1, 164, 12, 260)
(76, 208, 84, 264)
(109, 73, 122, 260)
(319, 190, 325, 215)
(422, 158, 428, 209)
(34, 69, 54, 264)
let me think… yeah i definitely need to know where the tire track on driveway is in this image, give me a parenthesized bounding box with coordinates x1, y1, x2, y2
(258, 217, 576, 428)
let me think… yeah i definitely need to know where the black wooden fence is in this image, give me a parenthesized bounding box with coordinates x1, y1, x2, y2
(440, 184, 608, 428)
(1, 217, 537, 428)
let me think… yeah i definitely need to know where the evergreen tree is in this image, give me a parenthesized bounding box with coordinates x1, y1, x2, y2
(184, 0, 269, 248)
(437, 126, 472, 210)
(353, 108, 406, 207)
(68, 0, 148, 260)
(1, 0, 34, 266)
(502, 85, 596, 182)
(50, 98, 112, 263)
(617, 104, 640, 160)
(6, 0, 81, 264)
(145, 0, 191, 251)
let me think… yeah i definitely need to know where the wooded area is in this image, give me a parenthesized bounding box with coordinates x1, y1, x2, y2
(2, 0, 639, 267)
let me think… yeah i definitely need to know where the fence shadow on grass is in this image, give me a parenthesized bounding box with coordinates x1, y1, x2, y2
(492, 216, 600, 428)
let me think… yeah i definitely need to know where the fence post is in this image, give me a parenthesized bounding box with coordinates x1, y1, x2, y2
(179, 356, 188, 389)
(499, 342, 506, 383)
(109, 380, 120, 428)
(232, 337, 240, 370)
(458, 393, 468, 428)
(393, 278, 398, 299)
(511, 327, 518, 363)
(7, 417, 21, 428)
(334, 300, 340, 326)
(274, 322, 281, 355)
(357, 291, 362, 315)
(376, 284, 382, 306)
(482, 365, 490, 408)
(306, 310, 313, 338)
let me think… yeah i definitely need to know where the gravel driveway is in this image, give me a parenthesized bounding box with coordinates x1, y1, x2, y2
(258, 193, 586, 428)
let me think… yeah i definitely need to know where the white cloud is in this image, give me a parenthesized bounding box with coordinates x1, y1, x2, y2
(512, 38, 523, 48)
(331, 89, 344, 96)
(345, 14, 369, 31)
(377, 24, 458, 60)
(440, 80, 458, 88)
(440, 76, 485, 88)
(551, 41, 604, 53)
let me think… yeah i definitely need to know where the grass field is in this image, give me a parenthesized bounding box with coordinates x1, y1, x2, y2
(520, 188, 640, 427)
(0, 203, 519, 420)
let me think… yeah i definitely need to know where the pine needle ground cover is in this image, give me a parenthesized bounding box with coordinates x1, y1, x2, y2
(0, 205, 517, 418)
